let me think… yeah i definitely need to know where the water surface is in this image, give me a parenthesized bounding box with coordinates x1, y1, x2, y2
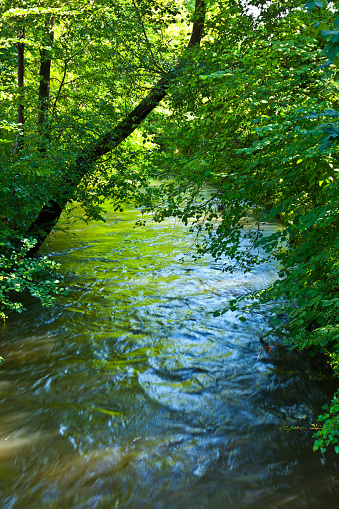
(1, 205, 339, 508)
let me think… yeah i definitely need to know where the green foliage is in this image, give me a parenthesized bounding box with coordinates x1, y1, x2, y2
(0, 0, 191, 316)
(0, 236, 65, 320)
(2, 0, 339, 457)
(314, 392, 339, 453)
(134, 0, 339, 454)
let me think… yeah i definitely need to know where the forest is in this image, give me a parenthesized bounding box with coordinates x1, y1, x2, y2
(1, 0, 339, 464)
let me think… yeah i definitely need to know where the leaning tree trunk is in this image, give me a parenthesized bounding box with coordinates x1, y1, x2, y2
(26, 0, 206, 254)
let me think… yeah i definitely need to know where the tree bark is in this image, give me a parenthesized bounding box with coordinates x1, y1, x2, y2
(17, 25, 25, 150)
(38, 17, 54, 133)
(26, 0, 206, 254)
(188, 0, 206, 48)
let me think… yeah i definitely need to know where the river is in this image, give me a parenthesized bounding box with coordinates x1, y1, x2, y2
(1, 204, 339, 508)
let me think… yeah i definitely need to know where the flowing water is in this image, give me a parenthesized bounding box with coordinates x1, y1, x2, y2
(1, 205, 339, 508)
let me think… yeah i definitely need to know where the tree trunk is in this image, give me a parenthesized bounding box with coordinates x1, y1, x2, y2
(188, 0, 206, 48)
(26, 0, 206, 254)
(17, 24, 25, 151)
(38, 17, 54, 134)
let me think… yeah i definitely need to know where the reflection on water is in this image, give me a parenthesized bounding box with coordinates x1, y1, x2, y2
(1, 206, 339, 508)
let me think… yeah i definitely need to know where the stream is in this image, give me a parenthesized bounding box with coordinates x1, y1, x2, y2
(1, 204, 339, 508)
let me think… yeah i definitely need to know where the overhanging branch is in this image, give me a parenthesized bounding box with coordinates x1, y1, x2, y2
(26, 0, 206, 254)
